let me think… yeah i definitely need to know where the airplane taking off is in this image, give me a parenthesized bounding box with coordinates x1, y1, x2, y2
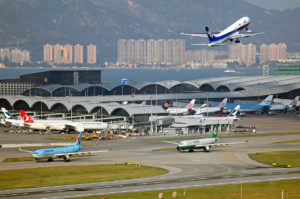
(1, 108, 24, 127)
(162, 99, 196, 115)
(181, 16, 264, 47)
(19, 132, 110, 162)
(164, 124, 247, 152)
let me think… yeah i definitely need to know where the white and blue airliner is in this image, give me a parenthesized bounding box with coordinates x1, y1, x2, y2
(20, 132, 110, 162)
(181, 16, 264, 47)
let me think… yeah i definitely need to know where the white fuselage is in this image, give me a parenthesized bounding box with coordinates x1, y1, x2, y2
(209, 17, 250, 47)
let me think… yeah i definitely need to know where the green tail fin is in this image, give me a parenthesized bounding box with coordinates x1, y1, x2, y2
(210, 124, 219, 138)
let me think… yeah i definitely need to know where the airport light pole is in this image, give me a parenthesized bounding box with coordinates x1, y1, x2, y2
(150, 96, 153, 134)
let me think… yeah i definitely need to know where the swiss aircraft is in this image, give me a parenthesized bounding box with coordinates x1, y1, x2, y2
(19, 132, 110, 162)
(180, 16, 264, 47)
(163, 124, 247, 152)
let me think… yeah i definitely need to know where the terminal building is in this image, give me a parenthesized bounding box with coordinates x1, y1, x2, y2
(1, 70, 300, 133)
(0, 70, 101, 95)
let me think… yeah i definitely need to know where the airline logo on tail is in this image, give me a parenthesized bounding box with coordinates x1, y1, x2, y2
(1, 108, 15, 120)
(259, 95, 273, 106)
(218, 98, 228, 108)
(19, 110, 34, 123)
(291, 96, 299, 106)
(75, 132, 83, 146)
(205, 27, 214, 42)
(162, 101, 170, 110)
(210, 124, 219, 139)
(186, 99, 196, 109)
(228, 105, 240, 117)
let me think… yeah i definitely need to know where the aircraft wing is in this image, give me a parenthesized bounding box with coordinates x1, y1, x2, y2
(196, 139, 248, 147)
(231, 31, 264, 39)
(163, 140, 180, 145)
(180, 32, 207, 37)
(19, 147, 34, 153)
(53, 149, 111, 157)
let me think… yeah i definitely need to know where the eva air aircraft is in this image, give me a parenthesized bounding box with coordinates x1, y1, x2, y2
(164, 124, 247, 152)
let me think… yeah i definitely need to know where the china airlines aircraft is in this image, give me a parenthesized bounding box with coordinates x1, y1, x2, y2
(180, 16, 264, 47)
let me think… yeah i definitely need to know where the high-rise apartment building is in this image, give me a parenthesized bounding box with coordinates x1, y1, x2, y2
(229, 43, 256, 66)
(87, 44, 97, 64)
(43, 44, 53, 62)
(73, 44, 83, 64)
(117, 39, 186, 66)
(63, 44, 73, 64)
(259, 43, 287, 64)
(53, 44, 64, 64)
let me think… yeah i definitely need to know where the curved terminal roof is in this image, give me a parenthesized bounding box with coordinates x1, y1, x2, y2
(2, 76, 300, 116)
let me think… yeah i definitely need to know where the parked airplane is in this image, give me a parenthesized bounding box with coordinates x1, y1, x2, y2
(1, 108, 24, 127)
(164, 124, 247, 152)
(19, 132, 110, 162)
(271, 96, 300, 111)
(19, 110, 108, 132)
(193, 98, 228, 115)
(274, 96, 300, 107)
(19, 110, 72, 131)
(162, 99, 196, 115)
(215, 95, 273, 113)
(181, 16, 264, 47)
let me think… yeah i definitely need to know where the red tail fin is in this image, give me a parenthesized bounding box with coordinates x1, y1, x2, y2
(19, 110, 34, 123)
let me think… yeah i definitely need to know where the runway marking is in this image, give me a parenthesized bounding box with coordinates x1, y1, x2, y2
(41, 176, 300, 199)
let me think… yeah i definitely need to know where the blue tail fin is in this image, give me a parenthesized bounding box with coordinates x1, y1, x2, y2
(205, 27, 214, 42)
(162, 101, 170, 110)
(74, 132, 83, 146)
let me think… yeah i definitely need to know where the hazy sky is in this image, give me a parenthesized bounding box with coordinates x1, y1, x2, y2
(244, 0, 300, 11)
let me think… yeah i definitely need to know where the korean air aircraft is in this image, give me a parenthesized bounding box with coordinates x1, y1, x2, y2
(164, 124, 247, 152)
(181, 16, 264, 47)
(1, 108, 24, 127)
(19, 132, 110, 162)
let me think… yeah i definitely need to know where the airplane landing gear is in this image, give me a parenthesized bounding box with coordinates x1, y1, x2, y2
(235, 39, 240, 43)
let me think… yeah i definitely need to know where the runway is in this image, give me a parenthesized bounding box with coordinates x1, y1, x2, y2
(1, 129, 300, 199)
(0, 116, 300, 199)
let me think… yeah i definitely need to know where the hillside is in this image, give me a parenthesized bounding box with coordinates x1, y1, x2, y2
(0, 0, 299, 64)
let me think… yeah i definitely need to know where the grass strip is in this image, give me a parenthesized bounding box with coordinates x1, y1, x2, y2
(275, 139, 300, 144)
(249, 150, 300, 167)
(0, 164, 168, 190)
(73, 179, 300, 199)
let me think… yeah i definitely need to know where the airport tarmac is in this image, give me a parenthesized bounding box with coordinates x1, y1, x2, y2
(0, 114, 300, 198)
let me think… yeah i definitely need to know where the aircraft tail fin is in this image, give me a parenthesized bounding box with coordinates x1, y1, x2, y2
(162, 101, 170, 110)
(19, 110, 34, 123)
(74, 132, 83, 147)
(140, 101, 146, 106)
(291, 96, 299, 106)
(1, 108, 15, 119)
(210, 124, 219, 138)
(259, 95, 273, 106)
(228, 105, 240, 117)
(186, 99, 196, 109)
(205, 27, 215, 42)
(218, 98, 228, 108)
